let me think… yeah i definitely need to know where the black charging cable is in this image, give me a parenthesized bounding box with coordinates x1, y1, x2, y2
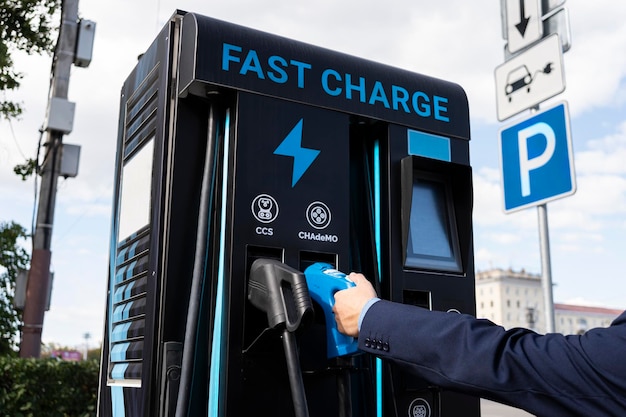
(248, 259, 314, 417)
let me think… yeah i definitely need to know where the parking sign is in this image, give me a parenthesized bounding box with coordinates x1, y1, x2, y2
(499, 101, 575, 212)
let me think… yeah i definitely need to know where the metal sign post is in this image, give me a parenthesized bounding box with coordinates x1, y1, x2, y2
(497, 1, 572, 334)
(538, 203, 555, 332)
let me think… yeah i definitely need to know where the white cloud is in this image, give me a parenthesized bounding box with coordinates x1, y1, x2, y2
(563, 3, 626, 116)
(486, 232, 524, 245)
(549, 122, 626, 232)
(577, 121, 626, 175)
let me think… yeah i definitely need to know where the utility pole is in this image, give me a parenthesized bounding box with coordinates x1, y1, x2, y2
(20, 0, 80, 358)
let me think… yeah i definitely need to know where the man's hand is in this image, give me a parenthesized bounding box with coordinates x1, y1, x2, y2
(332, 273, 377, 337)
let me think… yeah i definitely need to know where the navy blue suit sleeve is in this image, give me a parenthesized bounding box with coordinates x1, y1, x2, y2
(358, 300, 626, 416)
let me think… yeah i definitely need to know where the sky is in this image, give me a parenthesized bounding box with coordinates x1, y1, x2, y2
(1, 0, 626, 348)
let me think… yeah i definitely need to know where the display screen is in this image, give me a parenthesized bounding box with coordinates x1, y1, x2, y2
(405, 175, 461, 272)
(118, 138, 154, 242)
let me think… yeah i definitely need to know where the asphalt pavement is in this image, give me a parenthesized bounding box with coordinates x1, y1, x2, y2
(480, 399, 535, 417)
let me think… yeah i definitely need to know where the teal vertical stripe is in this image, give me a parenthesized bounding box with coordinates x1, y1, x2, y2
(111, 363, 129, 380)
(128, 241, 138, 258)
(208, 109, 231, 417)
(111, 385, 125, 417)
(407, 129, 451, 162)
(125, 260, 136, 280)
(373, 142, 382, 279)
(111, 322, 132, 343)
(111, 342, 130, 362)
(373, 141, 383, 417)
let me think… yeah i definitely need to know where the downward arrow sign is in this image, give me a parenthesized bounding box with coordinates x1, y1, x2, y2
(515, 0, 530, 37)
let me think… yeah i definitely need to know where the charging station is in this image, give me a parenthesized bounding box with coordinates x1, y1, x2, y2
(98, 11, 478, 417)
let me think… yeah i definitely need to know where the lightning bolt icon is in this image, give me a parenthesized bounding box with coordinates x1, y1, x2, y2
(274, 118, 321, 187)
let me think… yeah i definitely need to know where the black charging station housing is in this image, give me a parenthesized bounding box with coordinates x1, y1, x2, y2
(97, 11, 479, 417)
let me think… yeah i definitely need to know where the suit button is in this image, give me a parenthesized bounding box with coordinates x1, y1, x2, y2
(376, 340, 383, 350)
(383, 342, 389, 352)
(364, 338, 371, 348)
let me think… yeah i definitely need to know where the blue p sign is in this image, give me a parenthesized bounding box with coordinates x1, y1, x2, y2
(499, 102, 576, 213)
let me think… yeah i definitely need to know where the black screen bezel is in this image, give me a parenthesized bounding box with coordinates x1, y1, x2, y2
(400, 156, 463, 274)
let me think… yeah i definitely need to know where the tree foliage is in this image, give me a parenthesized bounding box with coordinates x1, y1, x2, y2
(13, 157, 37, 181)
(0, 0, 61, 120)
(0, 222, 30, 355)
(0, 357, 98, 416)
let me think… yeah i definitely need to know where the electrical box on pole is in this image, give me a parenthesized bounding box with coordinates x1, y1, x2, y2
(74, 19, 96, 68)
(44, 97, 76, 134)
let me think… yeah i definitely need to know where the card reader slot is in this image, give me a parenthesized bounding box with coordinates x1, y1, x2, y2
(299, 251, 338, 273)
(403, 289, 432, 310)
(246, 245, 285, 277)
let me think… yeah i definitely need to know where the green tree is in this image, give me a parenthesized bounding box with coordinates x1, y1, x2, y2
(0, 0, 60, 120)
(0, 222, 29, 355)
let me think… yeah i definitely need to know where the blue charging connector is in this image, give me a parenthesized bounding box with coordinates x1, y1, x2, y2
(304, 262, 359, 358)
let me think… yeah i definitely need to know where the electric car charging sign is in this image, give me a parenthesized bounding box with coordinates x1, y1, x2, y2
(499, 101, 575, 212)
(495, 33, 565, 121)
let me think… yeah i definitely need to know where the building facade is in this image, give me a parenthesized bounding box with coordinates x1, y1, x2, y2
(475, 268, 622, 334)
(554, 303, 622, 335)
